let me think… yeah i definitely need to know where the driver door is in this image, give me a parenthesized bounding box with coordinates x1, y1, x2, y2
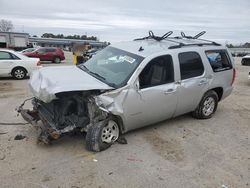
(122, 55, 178, 131)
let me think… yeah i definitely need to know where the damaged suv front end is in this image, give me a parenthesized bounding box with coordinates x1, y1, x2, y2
(18, 46, 144, 151)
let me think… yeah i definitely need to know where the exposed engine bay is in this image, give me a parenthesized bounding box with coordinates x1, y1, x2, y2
(18, 90, 109, 143)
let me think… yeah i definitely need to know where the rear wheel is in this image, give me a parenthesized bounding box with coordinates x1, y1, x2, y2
(12, 67, 27, 80)
(192, 90, 218, 119)
(86, 118, 119, 152)
(53, 57, 61, 64)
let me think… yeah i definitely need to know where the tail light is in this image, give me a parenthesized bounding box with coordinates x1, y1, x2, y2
(231, 68, 236, 85)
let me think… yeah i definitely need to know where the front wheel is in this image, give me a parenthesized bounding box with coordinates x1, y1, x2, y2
(86, 119, 119, 152)
(192, 90, 219, 119)
(12, 67, 27, 80)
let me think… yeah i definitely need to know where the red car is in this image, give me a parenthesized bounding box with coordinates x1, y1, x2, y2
(24, 47, 65, 63)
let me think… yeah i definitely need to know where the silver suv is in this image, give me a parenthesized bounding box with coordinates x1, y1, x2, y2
(19, 31, 236, 151)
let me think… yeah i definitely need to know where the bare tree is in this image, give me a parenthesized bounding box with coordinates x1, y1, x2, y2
(0, 19, 14, 32)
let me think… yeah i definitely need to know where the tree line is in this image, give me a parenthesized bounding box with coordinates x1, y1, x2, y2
(40, 33, 97, 41)
(226, 43, 250, 48)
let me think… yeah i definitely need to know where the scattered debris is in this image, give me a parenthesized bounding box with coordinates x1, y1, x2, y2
(108, 172, 113, 175)
(0, 153, 6, 160)
(116, 136, 128, 144)
(127, 158, 143, 162)
(42, 175, 53, 182)
(158, 177, 164, 181)
(14, 134, 26, 140)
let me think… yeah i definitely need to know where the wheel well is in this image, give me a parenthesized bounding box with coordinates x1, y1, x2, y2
(211, 87, 223, 101)
(11, 66, 28, 75)
(111, 115, 125, 133)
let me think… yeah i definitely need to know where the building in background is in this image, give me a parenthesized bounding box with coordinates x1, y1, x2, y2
(29, 37, 108, 51)
(0, 32, 108, 51)
(0, 32, 29, 49)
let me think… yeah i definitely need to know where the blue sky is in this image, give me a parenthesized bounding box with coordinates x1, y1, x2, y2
(0, 0, 249, 44)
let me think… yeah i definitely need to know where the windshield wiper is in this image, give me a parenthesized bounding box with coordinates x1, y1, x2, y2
(88, 71, 106, 81)
(78, 64, 116, 88)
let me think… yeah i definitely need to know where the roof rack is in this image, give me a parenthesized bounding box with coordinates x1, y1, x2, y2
(167, 31, 221, 49)
(134, 31, 221, 49)
(134, 31, 173, 41)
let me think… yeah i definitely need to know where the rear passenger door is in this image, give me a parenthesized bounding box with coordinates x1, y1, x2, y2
(44, 48, 56, 61)
(174, 51, 208, 116)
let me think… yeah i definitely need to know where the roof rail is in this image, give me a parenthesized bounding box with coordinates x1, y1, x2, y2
(168, 42, 221, 49)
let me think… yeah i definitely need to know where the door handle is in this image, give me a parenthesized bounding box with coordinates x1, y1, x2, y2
(198, 79, 208, 86)
(164, 88, 176, 94)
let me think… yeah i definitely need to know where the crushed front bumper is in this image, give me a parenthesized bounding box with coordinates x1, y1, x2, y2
(17, 98, 70, 143)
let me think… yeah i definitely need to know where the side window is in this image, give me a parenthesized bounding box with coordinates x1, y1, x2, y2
(37, 48, 46, 53)
(206, 50, 232, 72)
(178, 52, 204, 80)
(11, 53, 20, 60)
(0, 52, 13, 60)
(139, 55, 174, 89)
(45, 48, 56, 52)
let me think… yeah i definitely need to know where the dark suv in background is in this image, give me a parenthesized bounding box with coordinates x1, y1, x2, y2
(24, 47, 65, 63)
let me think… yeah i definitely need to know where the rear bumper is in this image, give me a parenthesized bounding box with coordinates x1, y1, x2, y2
(221, 86, 233, 100)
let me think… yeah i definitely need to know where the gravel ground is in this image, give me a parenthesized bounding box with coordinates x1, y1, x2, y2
(0, 55, 249, 188)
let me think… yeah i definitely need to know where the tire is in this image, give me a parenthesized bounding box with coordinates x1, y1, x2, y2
(86, 118, 119, 152)
(53, 57, 61, 64)
(192, 90, 219, 119)
(12, 67, 27, 80)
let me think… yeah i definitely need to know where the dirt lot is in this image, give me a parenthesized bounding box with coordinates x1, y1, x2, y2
(0, 55, 249, 188)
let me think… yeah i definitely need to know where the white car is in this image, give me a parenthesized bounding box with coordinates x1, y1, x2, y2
(241, 55, 250, 66)
(0, 49, 41, 79)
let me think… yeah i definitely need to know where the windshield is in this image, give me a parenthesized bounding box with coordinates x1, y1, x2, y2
(78, 46, 144, 88)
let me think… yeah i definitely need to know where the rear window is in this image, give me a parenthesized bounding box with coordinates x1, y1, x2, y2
(178, 52, 204, 80)
(206, 50, 232, 72)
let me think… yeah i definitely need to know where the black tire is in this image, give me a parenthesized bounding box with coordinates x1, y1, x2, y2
(12, 67, 27, 80)
(86, 118, 119, 152)
(53, 57, 61, 64)
(192, 90, 219, 119)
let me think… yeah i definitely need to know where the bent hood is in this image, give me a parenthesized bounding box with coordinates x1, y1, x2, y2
(29, 66, 113, 103)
